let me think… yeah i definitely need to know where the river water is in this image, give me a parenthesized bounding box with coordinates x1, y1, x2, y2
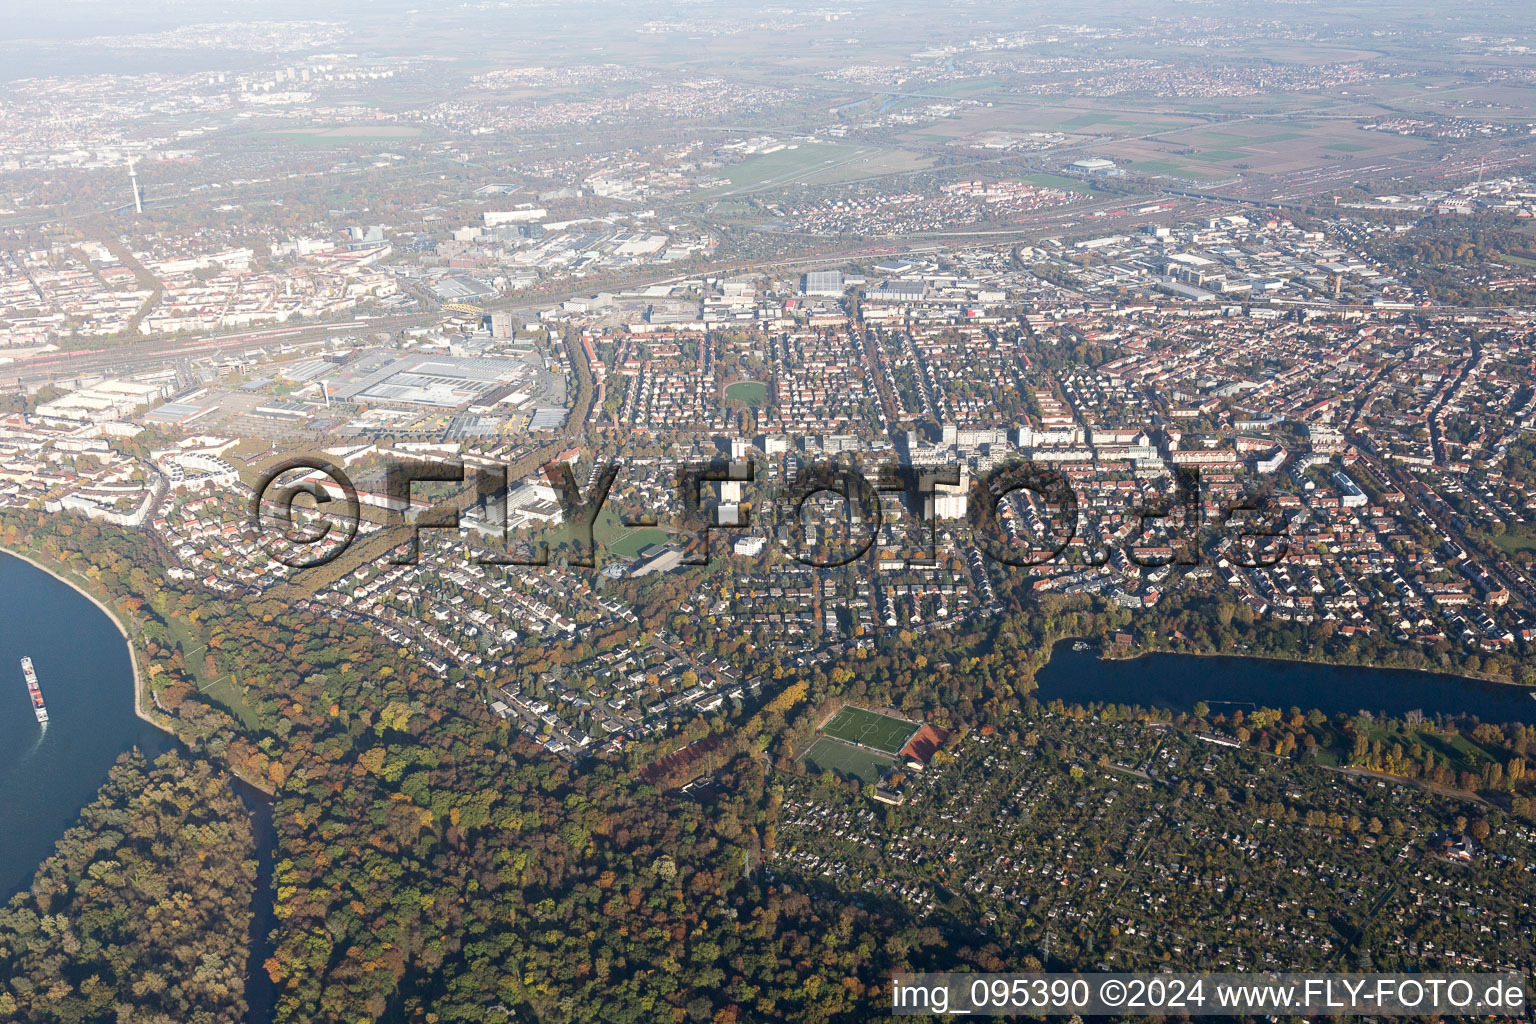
(0, 552, 170, 897)
(0, 551, 278, 1021)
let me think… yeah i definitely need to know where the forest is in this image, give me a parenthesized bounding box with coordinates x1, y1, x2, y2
(0, 751, 256, 1024)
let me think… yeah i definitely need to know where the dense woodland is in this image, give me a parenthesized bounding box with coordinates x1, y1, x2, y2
(3, 505, 1536, 1021)
(0, 751, 255, 1024)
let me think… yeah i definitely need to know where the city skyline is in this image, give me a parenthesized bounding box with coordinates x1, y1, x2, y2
(2, 3, 1536, 1022)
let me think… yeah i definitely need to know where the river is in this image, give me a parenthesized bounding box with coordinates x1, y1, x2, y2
(0, 551, 277, 1021)
(233, 777, 279, 1024)
(1034, 640, 1536, 725)
(0, 551, 171, 897)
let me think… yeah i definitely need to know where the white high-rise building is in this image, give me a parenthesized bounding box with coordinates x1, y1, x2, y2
(923, 467, 970, 520)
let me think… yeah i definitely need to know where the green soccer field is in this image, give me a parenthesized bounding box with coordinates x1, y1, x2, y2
(801, 737, 894, 784)
(820, 706, 920, 755)
(724, 380, 769, 408)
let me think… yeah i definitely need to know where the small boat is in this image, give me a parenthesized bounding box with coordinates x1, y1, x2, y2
(1072, 641, 1091, 652)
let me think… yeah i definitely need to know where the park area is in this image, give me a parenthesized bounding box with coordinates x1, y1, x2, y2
(724, 380, 768, 408)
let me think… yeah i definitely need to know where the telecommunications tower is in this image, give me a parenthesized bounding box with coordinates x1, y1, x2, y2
(128, 162, 143, 214)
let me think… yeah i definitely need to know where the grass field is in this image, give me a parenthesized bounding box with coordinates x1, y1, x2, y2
(587, 505, 673, 560)
(1122, 160, 1212, 179)
(724, 381, 768, 408)
(1021, 173, 1100, 195)
(719, 144, 859, 187)
(707, 200, 769, 225)
(606, 527, 671, 559)
(821, 705, 920, 755)
(1189, 149, 1249, 163)
(801, 736, 894, 784)
(272, 125, 422, 139)
(162, 611, 261, 730)
(1489, 527, 1536, 557)
(255, 124, 424, 148)
(1102, 117, 1427, 178)
(711, 143, 930, 194)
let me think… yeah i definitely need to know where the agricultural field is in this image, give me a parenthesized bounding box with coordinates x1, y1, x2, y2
(1100, 118, 1430, 179)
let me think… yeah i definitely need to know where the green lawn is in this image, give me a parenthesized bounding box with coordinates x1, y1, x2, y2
(606, 527, 671, 559)
(1488, 526, 1536, 556)
(801, 736, 894, 784)
(1020, 173, 1099, 195)
(163, 609, 261, 730)
(724, 380, 769, 408)
(821, 705, 920, 755)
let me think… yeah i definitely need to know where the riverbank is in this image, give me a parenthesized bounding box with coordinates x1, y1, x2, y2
(0, 545, 278, 797)
(0, 546, 174, 738)
(0, 547, 281, 1022)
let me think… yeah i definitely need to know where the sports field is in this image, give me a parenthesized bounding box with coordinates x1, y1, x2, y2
(821, 706, 920, 755)
(591, 505, 671, 559)
(606, 527, 670, 559)
(801, 736, 894, 784)
(724, 380, 769, 408)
